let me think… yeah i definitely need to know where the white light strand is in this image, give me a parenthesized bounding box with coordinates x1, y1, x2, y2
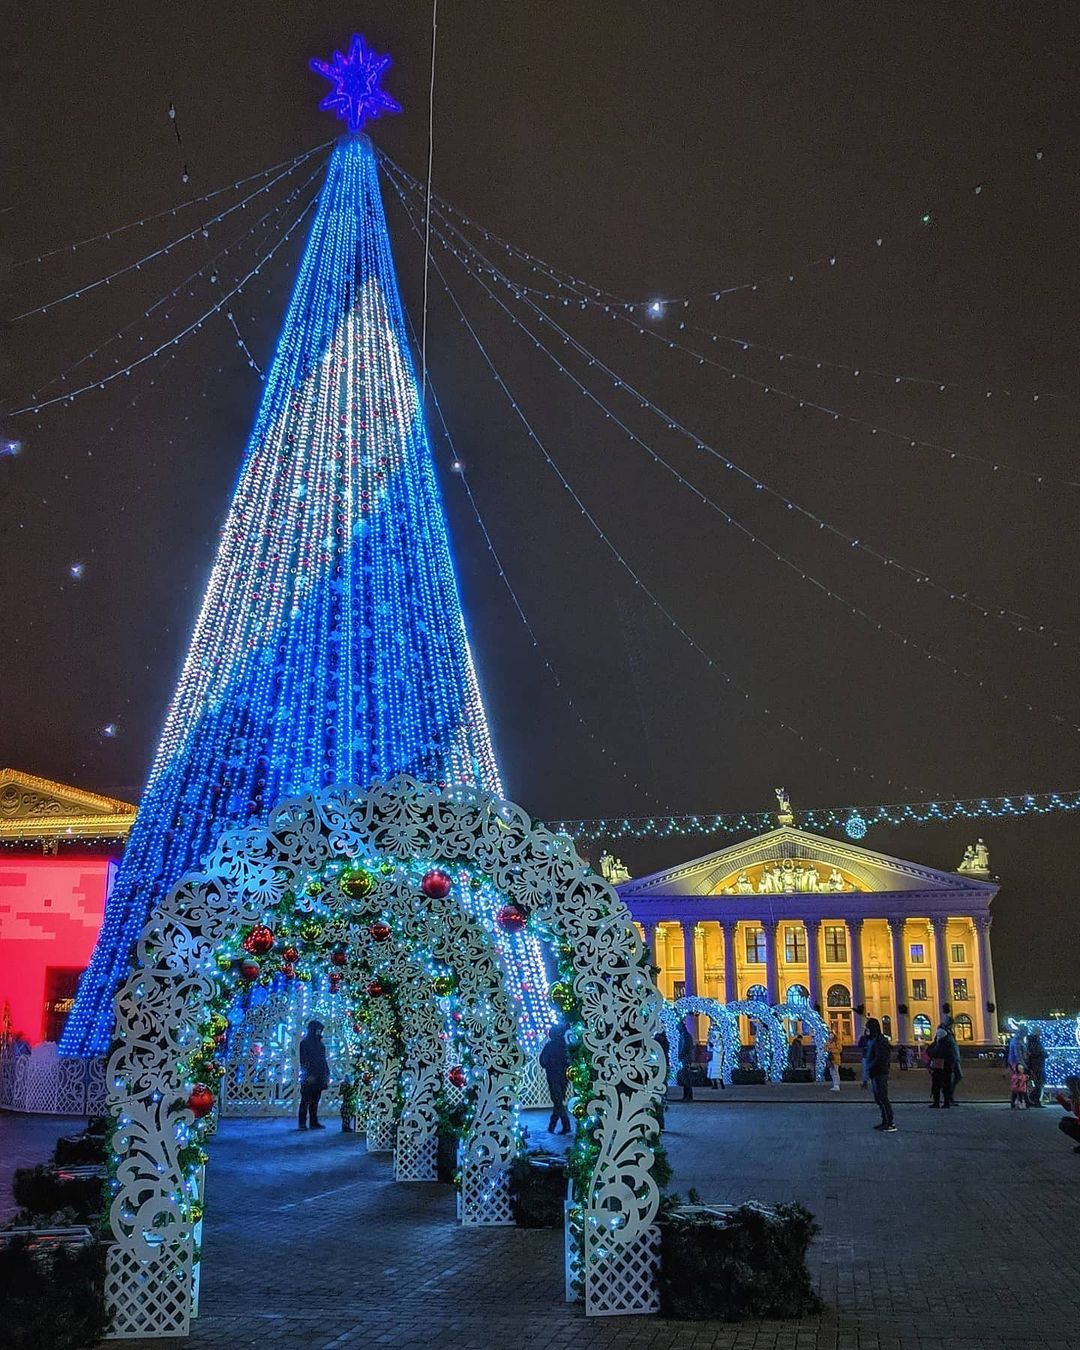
(13, 140, 333, 268)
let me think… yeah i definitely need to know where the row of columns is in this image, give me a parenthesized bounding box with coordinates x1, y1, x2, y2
(642, 914, 998, 1043)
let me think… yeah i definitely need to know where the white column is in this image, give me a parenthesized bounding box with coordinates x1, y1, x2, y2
(930, 917, 950, 1018)
(887, 918, 908, 1044)
(680, 920, 698, 997)
(763, 920, 779, 1003)
(804, 918, 821, 1011)
(721, 921, 737, 1003)
(849, 919, 865, 1036)
(974, 914, 999, 1043)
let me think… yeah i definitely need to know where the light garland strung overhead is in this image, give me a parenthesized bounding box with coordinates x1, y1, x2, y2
(552, 787, 1080, 843)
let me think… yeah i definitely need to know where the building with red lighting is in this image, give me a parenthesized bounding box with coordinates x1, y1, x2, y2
(0, 769, 135, 1046)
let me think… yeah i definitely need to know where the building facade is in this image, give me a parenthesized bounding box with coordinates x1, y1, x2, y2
(0, 769, 134, 1045)
(616, 819, 1000, 1046)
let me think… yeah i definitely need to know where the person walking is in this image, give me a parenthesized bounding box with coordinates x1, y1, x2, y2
(927, 1020, 960, 1109)
(677, 1017, 696, 1102)
(825, 1034, 842, 1092)
(1026, 1029, 1047, 1107)
(1054, 1076, 1080, 1152)
(788, 1034, 806, 1072)
(861, 1017, 896, 1132)
(1009, 1062, 1030, 1109)
(540, 1024, 572, 1134)
(298, 1019, 330, 1130)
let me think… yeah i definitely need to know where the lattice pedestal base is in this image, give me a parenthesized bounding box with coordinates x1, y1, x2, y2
(395, 1132, 437, 1181)
(366, 1119, 396, 1152)
(457, 1161, 514, 1226)
(105, 1242, 198, 1340)
(584, 1225, 661, 1316)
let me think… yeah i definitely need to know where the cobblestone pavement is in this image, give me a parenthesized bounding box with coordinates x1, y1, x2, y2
(6, 1081, 1079, 1349)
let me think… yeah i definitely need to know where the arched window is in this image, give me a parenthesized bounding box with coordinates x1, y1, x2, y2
(913, 1013, 932, 1039)
(746, 983, 769, 1002)
(785, 984, 809, 1004)
(827, 983, 851, 1008)
(881, 1015, 893, 1040)
(954, 1014, 974, 1042)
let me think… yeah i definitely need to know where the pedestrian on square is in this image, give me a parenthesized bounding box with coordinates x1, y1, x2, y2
(1009, 1063, 1029, 1109)
(706, 1034, 725, 1088)
(677, 1017, 696, 1102)
(825, 1034, 842, 1092)
(298, 1019, 330, 1130)
(1054, 1076, 1080, 1152)
(1006, 1026, 1027, 1072)
(1026, 1030, 1047, 1107)
(897, 1044, 912, 1071)
(338, 1076, 358, 1132)
(861, 1017, 896, 1132)
(927, 1020, 960, 1109)
(540, 1024, 572, 1134)
(788, 1033, 805, 1072)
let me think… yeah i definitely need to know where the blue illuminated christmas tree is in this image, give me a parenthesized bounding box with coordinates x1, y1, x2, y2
(63, 42, 529, 1055)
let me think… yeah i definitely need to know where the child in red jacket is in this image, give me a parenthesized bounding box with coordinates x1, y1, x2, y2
(1009, 1063, 1029, 1109)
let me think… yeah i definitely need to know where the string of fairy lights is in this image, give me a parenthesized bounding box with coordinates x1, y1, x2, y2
(384, 165, 1080, 747)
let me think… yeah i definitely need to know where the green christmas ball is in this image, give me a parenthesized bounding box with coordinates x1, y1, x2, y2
(306, 879, 324, 898)
(299, 920, 323, 943)
(214, 953, 234, 972)
(341, 869, 374, 900)
(550, 981, 575, 1012)
(431, 975, 455, 998)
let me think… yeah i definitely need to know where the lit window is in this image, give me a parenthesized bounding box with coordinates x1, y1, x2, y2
(911, 978, 927, 1001)
(824, 925, 847, 963)
(954, 1014, 974, 1041)
(826, 983, 851, 1008)
(950, 942, 966, 964)
(783, 926, 807, 963)
(909, 943, 925, 964)
(913, 1013, 932, 1039)
(952, 978, 969, 1002)
(744, 928, 767, 964)
(746, 983, 769, 1002)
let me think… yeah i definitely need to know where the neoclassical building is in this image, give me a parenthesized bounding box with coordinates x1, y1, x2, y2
(615, 814, 1000, 1046)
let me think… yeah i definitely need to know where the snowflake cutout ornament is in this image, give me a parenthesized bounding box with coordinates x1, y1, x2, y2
(310, 34, 401, 133)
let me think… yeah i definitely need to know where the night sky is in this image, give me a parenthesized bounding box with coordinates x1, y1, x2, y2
(3, 5, 1078, 1012)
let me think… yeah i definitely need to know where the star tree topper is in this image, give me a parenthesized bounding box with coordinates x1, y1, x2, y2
(310, 34, 402, 133)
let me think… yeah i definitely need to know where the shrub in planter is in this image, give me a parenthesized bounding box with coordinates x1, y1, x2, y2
(0, 1234, 111, 1349)
(12, 1166, 104, 1223)
(781, 1068, 813, 1083)
(53, 1132, 107, 1169)
(435, 1100, 469, 1183)
(658, 1200, 821, 1321)
(508, 1152, 566, 1228)
(730, 1068, 766, 1085)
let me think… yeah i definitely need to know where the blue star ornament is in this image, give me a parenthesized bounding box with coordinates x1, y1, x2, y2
(310, 35, 401, 133)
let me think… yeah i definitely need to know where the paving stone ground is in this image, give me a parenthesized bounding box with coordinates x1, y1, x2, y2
(4, 1067, 1079, 1349)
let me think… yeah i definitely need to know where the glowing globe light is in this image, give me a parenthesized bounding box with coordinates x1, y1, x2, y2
(844, 811, 868, 840)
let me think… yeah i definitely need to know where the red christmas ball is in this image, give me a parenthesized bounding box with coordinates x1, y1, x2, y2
(369, 921, 391, 943)
(239, 959, 261, 981)
(496, 903, 528, 932)
(187, 1084, 215, 1119)
(421, 869, 452, 900)
(242, 924, 274, 956)
(282, 946, 300, 963)
(330, 949, 348, 967)
(447, 1065, 467, 1089)
(361, 1071, 373, 1085)
(366, 979, 389, 997)
(281, 963, 296, 980)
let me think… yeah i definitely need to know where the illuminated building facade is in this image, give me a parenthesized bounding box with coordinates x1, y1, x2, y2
(617, 814, 1000, 1046)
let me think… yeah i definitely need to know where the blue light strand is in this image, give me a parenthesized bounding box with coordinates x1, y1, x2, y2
(386, 179, 911, 795)
(387, 173, 1080, 744)
(384, 157, 1077, 647)
(381, 146, 1073, 407)
(9, 189, 321, 417)
(62, 135, 511, 1056)
(12, 141, 333, 269)
(18, 160, 326, 408)
(12, 146, 328, 321)
(552, 788, 1080, 842)
(404, 307, 661, 806)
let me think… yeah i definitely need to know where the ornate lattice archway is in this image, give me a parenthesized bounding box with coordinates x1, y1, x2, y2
(661, 996, 790, 1085)
(104, 779, 664, 1336)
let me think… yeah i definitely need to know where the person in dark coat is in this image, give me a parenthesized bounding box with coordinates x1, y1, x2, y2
(861, 1017, 896, 1131)
(927, 1021, 961, 1109)
(298, 1019, 330, 1130)
(788, 1034, 806, 1071)
(677, 1018, 696, 1102)
(540, 1025, 571, 1133)
(1026, 1030, 1047, 1106)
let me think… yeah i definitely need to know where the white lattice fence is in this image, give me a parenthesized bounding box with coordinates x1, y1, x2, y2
(0, 1045, 107, 1116)
(583, 1225, 662, 1316)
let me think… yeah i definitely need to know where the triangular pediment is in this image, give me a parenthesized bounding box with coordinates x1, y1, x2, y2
(616, 825, 996, 901)
(0, 768, 137, 840)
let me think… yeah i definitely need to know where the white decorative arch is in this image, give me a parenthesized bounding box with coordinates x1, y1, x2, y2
(661, 996, 789, 1085)
(104, 778, 664, 1335)
(771, 995, 830, 1080)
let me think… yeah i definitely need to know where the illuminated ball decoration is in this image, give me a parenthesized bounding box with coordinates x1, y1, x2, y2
(431, 974, 455, 997)
(367, 979, 391, 997)
(239, 959, 261, 981)
(299, 920, 323, 943)
(844, 812, 868, 841)
(550, 981, 575, 1013)
(496, 903, 528, 932)
(281, 964, 296, 979)
(421, 869, 452, 900)
(242, 924, 275, 955)
(369, 921, 391, 943)
(341, 869, 374, 900)
(330, 949, 348, 966)
(187, 1085, 215, 1118)
(306, 880, 324, 898)
(283, 946, 300, 963)
(214, 953, 234, 972)
(447, 1065, 467, 1089)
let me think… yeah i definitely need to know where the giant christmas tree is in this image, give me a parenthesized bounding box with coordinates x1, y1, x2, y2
(63, 41, 534, 1056)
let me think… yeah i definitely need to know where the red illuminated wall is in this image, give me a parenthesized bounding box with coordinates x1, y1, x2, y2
(0, 856, 114, 1044)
